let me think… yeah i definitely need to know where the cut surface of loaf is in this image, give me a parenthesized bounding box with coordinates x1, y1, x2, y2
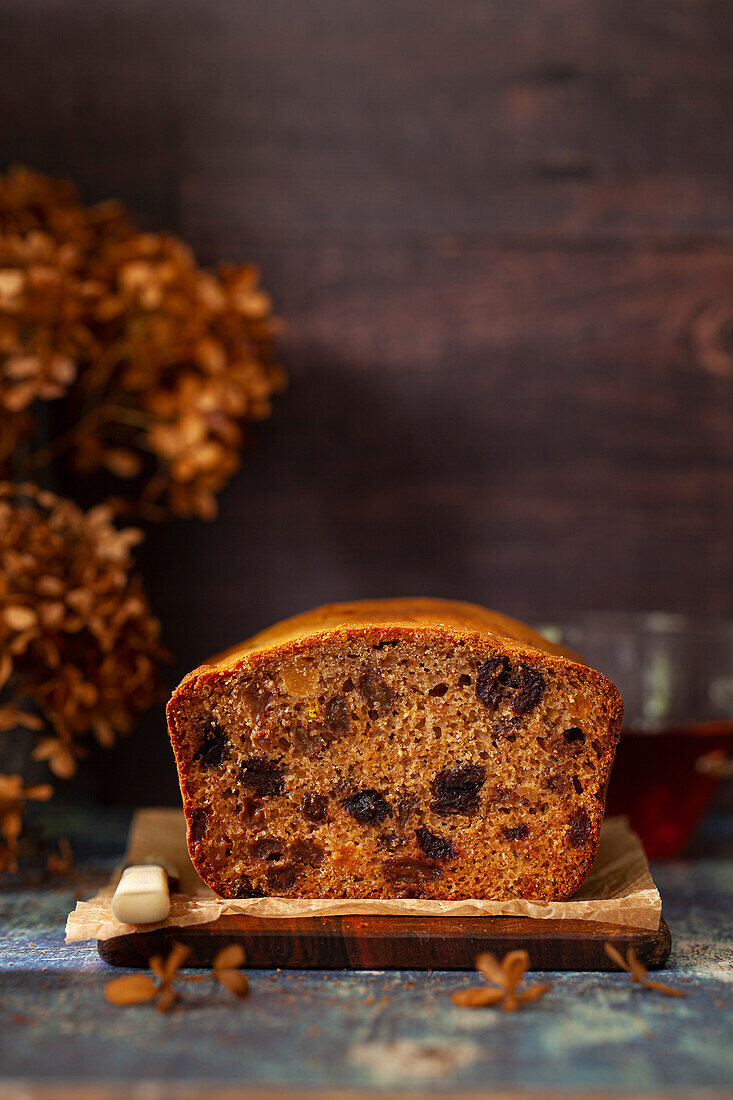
(167, 598, 623, 901)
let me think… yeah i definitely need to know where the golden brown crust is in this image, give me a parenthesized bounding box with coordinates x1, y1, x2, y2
(211, 597, 580, 665)
(167, 599, 623, 902)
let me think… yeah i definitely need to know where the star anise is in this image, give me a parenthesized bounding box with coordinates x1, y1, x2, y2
(451, 949, 550, 1011)
(604, 943, 687, 998)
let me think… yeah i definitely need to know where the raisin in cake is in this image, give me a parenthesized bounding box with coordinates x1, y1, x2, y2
(167, 598, 623, 901)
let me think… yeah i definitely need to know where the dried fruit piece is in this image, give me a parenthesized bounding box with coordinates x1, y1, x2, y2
(343, 789, 392, 825)
(568, 807, 592, 848)
(427, 683, 448, 697)
(394, 793, 416, 829)
(378, 831, 407, 852)
(324, 696, 350, 735)
(487, 785, 530, 808)
(235, 875, 265, 898)
(249, 836, 285, 861)
(240, 795, 265, 826)
(430, 762, 486, 817)
(475, 657, 506, 709)
(293, 725, 328, 758)
(513, 670, 546, 715)
(476, 657, 546, 715)
(383, 856, 444, 884)
(359, 668, 394, 714)
(290, 838, 324, 866)
(189, 807, 211, 845)
(503, 824, 529, 842)
(193, 719, 229, 768)
(243, 685, 272, 722)
(415, 826, 459, 860)
(301, 792, 328, 823)
(266, 862, 299, 891)
(252, 727, 283, 751)
(239, 756, 285, 797)
(544, 773, 568, 794)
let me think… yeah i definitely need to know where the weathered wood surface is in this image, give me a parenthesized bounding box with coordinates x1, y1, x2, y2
(1, 0, 732, 802)
(0, 809, 731, 1097)
(99, 913, 671, 972)
(4, 0, 733, 237)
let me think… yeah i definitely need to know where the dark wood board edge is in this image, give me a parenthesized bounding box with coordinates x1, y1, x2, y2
(98, 914, 671, 972)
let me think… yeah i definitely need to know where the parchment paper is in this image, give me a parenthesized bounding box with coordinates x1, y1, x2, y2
(65, 810, 662, 942)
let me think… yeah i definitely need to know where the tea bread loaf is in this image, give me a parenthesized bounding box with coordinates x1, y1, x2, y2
(167, 598, 623, 901)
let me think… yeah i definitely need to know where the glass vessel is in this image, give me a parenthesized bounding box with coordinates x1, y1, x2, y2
(536, 614, 733, 857)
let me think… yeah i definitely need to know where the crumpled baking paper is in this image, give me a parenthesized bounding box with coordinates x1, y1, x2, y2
(66, 810, 662, 942)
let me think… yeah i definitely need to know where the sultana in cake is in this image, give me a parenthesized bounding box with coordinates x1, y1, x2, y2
(166, 598, 623, 901)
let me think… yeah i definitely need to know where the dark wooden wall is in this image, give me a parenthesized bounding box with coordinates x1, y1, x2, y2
(2, 0, 732, 801)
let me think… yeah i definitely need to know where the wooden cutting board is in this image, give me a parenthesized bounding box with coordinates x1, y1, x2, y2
(98, 913, 671, 971)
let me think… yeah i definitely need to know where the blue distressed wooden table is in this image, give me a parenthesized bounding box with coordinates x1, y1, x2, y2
(0, 806, 731, 1099)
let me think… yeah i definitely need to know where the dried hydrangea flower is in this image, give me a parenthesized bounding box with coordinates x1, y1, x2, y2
(106, 943, 191, 1012)
(0, 166, 284, 518)
(105, 942, 248, 1010)
(604, 943, 687, 998)
(451, 949, 550, 1011)
(0, 482, 166, 778)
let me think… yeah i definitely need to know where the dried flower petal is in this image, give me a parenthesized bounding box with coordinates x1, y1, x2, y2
(156, 985, 178, 1013)
(217, 970, 250, 998)
(502, 950, 531, 988)
(4, 606, 37, 631)
(22, 783, 53, 801)
(148, 955, 166, 982)
(213, 944, 246, 972)
(476, 951, 513, 987)
(104, 974, 157, 1006)
(47, 836, 73, 874)
(451, 987, 505, 1007)
(516, 983, 550, 1004)
(641, 979, 688, 999)
(162, 942, 190, 981)
(453, 948, 549, 1011)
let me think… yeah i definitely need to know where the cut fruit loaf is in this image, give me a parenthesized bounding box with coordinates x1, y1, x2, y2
(166, 598, 623, 901)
